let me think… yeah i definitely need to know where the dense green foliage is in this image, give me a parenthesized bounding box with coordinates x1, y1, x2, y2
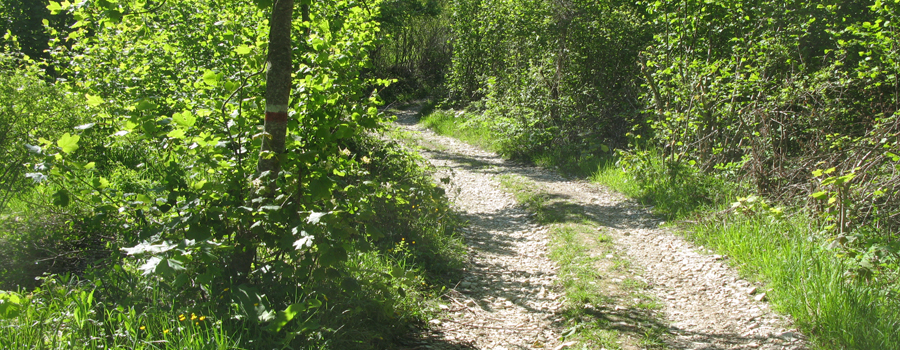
(0, 0, 464, 348)
(447, 0, 651, 158)
(370, 0, 451, 101)
(4, 0, 900, 347)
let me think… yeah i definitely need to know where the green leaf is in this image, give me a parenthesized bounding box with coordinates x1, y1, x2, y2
(812, 169, 823, 177)
(46, 1, 62, 13)
(391, 265, 405, 278)
(135, 100, 157, 111)
(253, 0, 273, 9)
(268, 303, 307, 332)
(173, 112, 196, 127)
(57, 133, 81, 154)
(85, 94, 103, 106)
(138, 257, 162, 275)
(811, 191, 829, 200)
(0, 291, 23, 319)
(92, 177, 110, 189)
(122, 242, 177, 255)
(52, 189, 70, 206)
(307, 211, 328, 224)
(235, 45, 252, 55)
(167, 128, 186, 139)
(203, 70, 220, 86)
(155, 258, 185, 274)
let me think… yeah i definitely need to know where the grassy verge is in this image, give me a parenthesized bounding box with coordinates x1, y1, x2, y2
(593, 153, 900, 350)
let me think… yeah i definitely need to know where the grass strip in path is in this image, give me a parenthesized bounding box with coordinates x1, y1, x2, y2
(498, 174, 669, 350)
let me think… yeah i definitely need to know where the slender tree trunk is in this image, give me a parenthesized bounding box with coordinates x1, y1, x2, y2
(257, 0, 294, 179)
(233, 0, 293, 285)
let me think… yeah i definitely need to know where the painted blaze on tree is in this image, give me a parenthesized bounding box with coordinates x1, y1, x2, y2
(257, 0, 293, 181)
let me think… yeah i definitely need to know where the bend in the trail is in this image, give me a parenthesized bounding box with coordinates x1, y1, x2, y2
(389, 105, 808, 350)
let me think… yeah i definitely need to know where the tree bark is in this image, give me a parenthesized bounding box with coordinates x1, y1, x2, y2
(257, 0, 294, 180)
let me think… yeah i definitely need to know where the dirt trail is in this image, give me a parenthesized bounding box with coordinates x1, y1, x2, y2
(390, 105, 807, 350)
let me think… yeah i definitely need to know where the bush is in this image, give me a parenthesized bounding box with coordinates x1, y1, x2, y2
(0, 56, 88, 208)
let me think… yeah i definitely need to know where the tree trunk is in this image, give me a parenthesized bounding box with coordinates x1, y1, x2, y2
(257, 0, 294, 180)
(234, 0, 293, 285)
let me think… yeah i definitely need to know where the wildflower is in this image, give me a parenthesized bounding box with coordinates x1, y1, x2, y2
(163, 329, 170, 334)
(139, 326, 145, 331)
(191, 313, 197, 321)
(195, 322, 199, 325)
(178, 314, 186, 321)
(412, 241, 415, 244)
(223, 288, 230, 292)
(401, 238, 405, 241)
(199, 316, 206, 321)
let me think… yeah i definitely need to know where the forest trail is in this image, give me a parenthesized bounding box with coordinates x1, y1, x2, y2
(389, 104, 808, 350)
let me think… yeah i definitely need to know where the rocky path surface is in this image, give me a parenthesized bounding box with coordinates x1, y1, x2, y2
(390, 106, 808, 350)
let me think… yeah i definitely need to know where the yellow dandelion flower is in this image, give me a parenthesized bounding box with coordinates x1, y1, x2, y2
(178, 314, 186, 321)
(163, 329, 170, 334)
(191, 313, 198, 321)
(199, 316, 206, 321)
(139, 326, 145, 330)
(223, 288, 230, 292)
(401, 237, 405, 241)
(195, 322, 199, 325)
(412, 241, 416, 244)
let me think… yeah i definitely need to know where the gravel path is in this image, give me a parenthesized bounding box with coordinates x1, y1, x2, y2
(391, 106, 808, 350)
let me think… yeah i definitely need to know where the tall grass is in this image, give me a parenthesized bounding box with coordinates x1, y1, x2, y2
(593, 149, 740, 219)
(0, 276, 240, 349)
(592, 152, 900, 349)
(691, 213, 900, 349)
